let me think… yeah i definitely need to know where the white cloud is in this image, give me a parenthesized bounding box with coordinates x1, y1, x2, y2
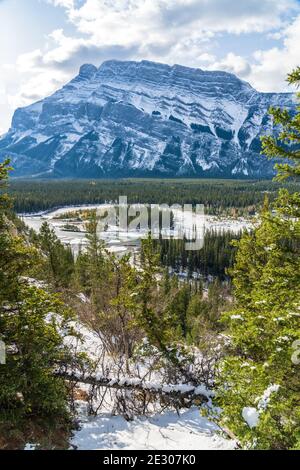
(183, 11, 300, 92)
(207, 53, 252, 78)
(47, 0, 75, 8)
(195, 13, 300, 92)
(65, 0, 298, 37)
(8, 71, 69, 110)
(203, 13, 300, 92)
(24, 0, 300, 72)
(3, 0, 300, 130)
(248, 14, 300, 91)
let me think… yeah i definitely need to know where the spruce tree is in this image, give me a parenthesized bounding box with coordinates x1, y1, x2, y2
(38, 222, 74, 288)
(214, 68, 300, 449)
(262, 67, 300, 180)
(0, 161, 76, 445)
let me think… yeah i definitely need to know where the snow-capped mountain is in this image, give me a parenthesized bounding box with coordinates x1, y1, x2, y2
(0, 60, 295, 178)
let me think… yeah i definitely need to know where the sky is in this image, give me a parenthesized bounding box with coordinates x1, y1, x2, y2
(0, 0, 300, 133)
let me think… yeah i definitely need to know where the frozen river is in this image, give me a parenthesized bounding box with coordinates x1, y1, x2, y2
(20, 204, 253, 256)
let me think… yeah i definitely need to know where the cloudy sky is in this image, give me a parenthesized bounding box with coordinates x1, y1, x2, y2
(0, 0, 299, 133)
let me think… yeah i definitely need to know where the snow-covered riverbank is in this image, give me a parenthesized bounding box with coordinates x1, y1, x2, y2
(21, 204, 253, 257)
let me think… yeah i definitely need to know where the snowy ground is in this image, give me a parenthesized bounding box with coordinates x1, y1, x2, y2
(72, 407, 235, 451)
(62, 320, 235, 451)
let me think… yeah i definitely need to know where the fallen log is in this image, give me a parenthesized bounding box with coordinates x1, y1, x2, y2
(56, 370, 241, 446)
(55, 370, 210, 404)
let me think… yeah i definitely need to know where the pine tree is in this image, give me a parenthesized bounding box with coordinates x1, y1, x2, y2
(105, 254, 142, 368)
(75, 211, 111, 310)
(167, 282, 191, 338)
(137, 234, 170, 351)
(214, 69, 300, 449)
(261, 67, 300, 180)
(38, 221, 74, 288)
(0, 161, 76, 443)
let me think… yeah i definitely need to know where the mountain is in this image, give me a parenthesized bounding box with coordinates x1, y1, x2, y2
(0, 60, 295, 178)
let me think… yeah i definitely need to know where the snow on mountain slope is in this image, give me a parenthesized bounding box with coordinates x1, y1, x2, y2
(0, 60, 295, 178)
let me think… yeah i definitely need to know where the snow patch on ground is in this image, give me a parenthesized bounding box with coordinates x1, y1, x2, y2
(72, 408, 235, 450)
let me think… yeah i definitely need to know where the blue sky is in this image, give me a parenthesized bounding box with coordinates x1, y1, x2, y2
(0, 0, 300, 133)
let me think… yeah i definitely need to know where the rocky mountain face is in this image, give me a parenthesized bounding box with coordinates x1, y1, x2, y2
(0, 60, 295, 178)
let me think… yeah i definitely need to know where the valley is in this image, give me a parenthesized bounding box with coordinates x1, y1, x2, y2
(21, 202, 252, 258)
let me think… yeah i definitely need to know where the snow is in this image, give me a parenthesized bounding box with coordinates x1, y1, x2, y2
(242, 407, 259, 429)
(61, 317, 234, 451)
(77, 293, 90, 304)
(21, 203, 253, 260)
(196, 157, 216, 171)
(64, 321, 104, 360)
(220, 100, 248, 146)
(242, 384, 280, 429)
(276, 336, 290, 343)
(194, 384, 214, 398)
(32, 133, 49, 145)
(257, 384, 280, 411)
(24, 443, 36, 450)
(4, 59, 294, 179)
(72, 408, 235, 451)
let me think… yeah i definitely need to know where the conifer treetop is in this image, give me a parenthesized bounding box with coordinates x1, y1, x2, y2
(261, 66, 300, 181)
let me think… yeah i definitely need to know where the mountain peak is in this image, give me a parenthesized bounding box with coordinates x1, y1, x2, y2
(0, 59, 295, 179)
(79, 64, 98, 79)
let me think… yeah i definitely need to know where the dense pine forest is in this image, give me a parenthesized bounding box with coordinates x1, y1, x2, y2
(8, 178, 299, 216)
(154, 230, 242, 279)
(0, 68, 300, 451)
